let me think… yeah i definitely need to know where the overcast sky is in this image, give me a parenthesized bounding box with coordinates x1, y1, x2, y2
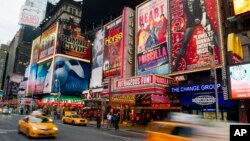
(0, 0, 26, 45)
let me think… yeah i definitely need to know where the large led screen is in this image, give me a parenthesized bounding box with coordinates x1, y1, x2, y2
(90, 29, 104, 88)
(229, 63, 250, 99)
(170, 0, 221, 72)
(35, 60, 53, 94)
(103, 17, 123, 79)
(52, 57, 91, 95)
(136, 0, 169, 75)
(57, 22, 91, 60)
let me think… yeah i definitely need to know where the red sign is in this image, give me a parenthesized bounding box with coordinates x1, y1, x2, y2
(114, 74, 169, 89)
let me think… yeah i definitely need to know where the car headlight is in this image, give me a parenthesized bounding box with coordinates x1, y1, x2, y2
(53, 127, 58, 131)
(32, 127, 38, 130)
(49, 119, 53, 122)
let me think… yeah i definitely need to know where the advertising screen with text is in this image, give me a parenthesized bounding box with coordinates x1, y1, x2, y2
(229, 63, 250, 99)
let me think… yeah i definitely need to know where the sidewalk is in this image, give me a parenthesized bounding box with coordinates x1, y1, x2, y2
(87, 120, 147, 134)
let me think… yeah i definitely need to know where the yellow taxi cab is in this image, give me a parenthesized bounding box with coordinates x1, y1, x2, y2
(18, 115, 58, 138)
(146, 120, 229, 141)
(62, 114, 87, 126)
(146, 121, 198, 141)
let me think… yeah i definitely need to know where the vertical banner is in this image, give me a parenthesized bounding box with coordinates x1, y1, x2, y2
(27, 36, 41, 94)
(30, 36, 41, 64)
(122, 7, 135, 78)
(57, 22, 91, 61)
(53, 57, 91, 95)
(27, 64, 38, 94)
(103, 17, 123, 80)
(39, 23, 57, 61)
(136, 0, 169, 75)
(35, 59, 53, 94)
(90, 29, 104, 88)
(170, 0, 221, 72)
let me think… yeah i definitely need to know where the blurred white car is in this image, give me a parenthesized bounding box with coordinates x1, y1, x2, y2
(2, 108, 11, 114)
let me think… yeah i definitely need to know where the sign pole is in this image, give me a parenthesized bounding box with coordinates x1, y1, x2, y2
(209, 46, 219, 120)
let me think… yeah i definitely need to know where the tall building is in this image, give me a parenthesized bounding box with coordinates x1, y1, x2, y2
(26, 0, 90, 110)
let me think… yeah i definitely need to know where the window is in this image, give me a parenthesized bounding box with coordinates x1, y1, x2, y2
(70, 7, 72, 13)
(73, 9, 76, 15)
(78, 9, 81, 16)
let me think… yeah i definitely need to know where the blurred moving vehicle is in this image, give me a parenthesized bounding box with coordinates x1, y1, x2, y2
(18, 115, 58, 138)
(145, 113, 229, 141)
(30, 110, 47, 116)
(62, 114, 87, 126)
(2, 108, 11, 114)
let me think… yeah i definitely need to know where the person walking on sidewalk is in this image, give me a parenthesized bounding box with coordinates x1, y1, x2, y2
(106, 113, 112, 128)
(96, 112, 101, 128)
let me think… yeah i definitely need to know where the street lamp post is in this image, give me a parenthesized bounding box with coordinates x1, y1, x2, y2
(208, 46, 219, 120)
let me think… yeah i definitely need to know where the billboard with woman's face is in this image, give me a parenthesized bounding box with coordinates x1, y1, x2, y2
(136, 0, 169, 75)
(52, 56, 91, 95)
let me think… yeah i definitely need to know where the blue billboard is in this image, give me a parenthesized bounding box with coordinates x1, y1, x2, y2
(180, 94, 236, 107)
(52, 57, 90, 95)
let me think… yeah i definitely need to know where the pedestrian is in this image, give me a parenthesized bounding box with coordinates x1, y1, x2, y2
(113, 113, 119, 130)
(53, 109, 57, 120)
(106, 113, 112, 128)
(96, 112, 101, 128)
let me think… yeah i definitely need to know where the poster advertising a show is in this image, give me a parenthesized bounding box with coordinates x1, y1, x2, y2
(27, 64, 37, 94)
(38, 23, 57, 61)
(30, 36, 40, 64)
(57, 22, 91, 61)
(170, 0, 221, 72)
(90, 29, 104, 88)
(136, 0, 169, 75)
(35, 59, 53, 94)
(103, 17, 123, 79)
(52, 56, 91, 95)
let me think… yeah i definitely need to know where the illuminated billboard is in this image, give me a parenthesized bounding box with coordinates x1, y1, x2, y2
(57, 22, 91, 60)
(35, 59, 53, 94)
(170, 0, 221, 72)
(30, 36, 41, 64)
(52, 56, 91, 95)
(228, 63, 250, 99)
(103, 17, 123, 79)
(27, 64, 37, 94)
(39, 23, 57, 61)
(18, 5, 44, 27)
(136, 0, 169, 75)
(90, 29, 104, 88)
(233, 0, 250, 15)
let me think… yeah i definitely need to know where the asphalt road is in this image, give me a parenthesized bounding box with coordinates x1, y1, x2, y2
(0, 114, 146, 141)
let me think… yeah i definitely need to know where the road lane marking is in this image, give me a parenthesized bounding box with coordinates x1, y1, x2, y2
(102, 132, 131, 140)
(0, 130, 17, 132)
